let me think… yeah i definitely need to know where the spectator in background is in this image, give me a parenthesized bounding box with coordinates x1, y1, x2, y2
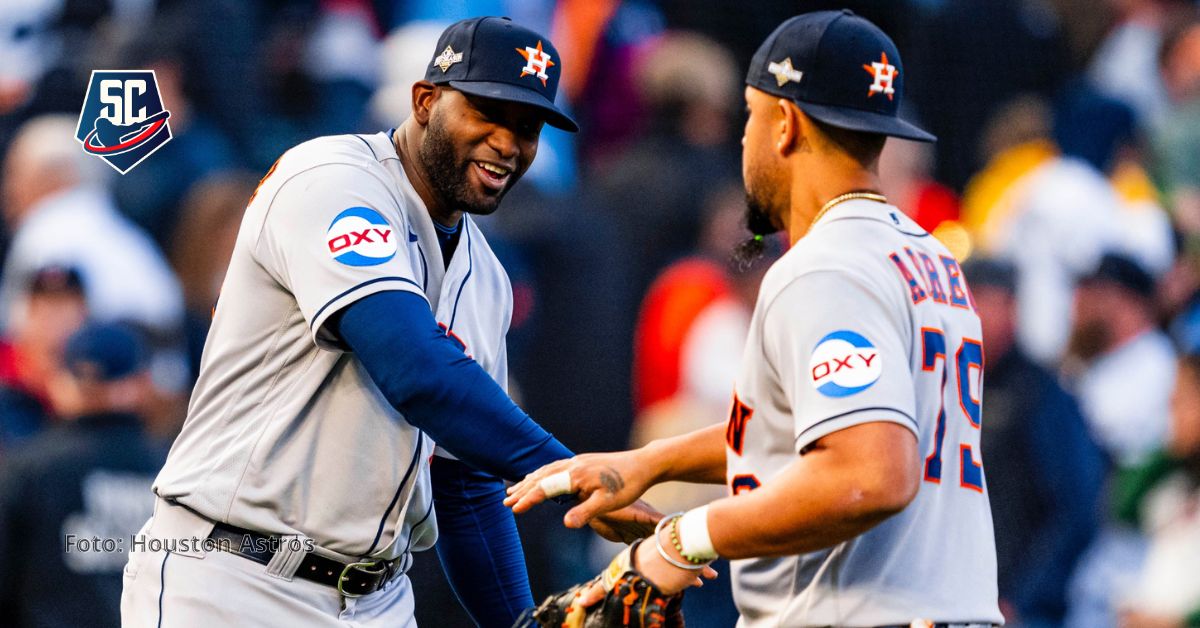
(168, 171, 258, 382)
(1088, 0, 1181, 129)
(369, 21, 446, 127)
(586, 31, 739, 299)
(963, 88, 1173, 366)
(1066, 252, 1176, 628)
(1152, 9, 1200, 242)
(1054, 83, 1175, 275)
(1115, 333, 1200, 628)
(1068, 253, 1175, 464)
(633, 183, 755, 416)
(964, 92, 1122, 366)
(0, 265, 87, 453)
(0, 1, 58, 121)
(555, 0, 664, 164)
(0, 0, 111, 150)
(248, 1, 382, 168)
(0, 114, 183, 337)
(966, 258, 1106, 628)
(300, 0, 380, 133)
(0, 322, 164, 628)
(110, 17, 239, 247)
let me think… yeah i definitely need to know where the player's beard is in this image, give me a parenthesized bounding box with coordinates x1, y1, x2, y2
(419, 118, 509, 215)
(733, 175, 783, 268)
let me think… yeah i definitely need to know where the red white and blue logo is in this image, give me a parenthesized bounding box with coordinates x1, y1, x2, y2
(809, 330, 882, 397)
(327, 207, 397, 267)
(75, 70, 172, 174)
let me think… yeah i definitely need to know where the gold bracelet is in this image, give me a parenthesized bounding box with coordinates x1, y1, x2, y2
(669, 514, 711, 565)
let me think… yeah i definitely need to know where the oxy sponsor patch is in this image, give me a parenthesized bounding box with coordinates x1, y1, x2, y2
(326, 207, 396, 266)
(809, 330, 881, 397)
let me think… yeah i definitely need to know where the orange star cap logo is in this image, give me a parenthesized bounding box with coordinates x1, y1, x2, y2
(862, 51, 898, 100)
(516, 40, 555, 87)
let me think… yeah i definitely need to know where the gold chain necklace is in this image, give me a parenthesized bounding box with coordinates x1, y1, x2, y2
(810, 191, 888, 227)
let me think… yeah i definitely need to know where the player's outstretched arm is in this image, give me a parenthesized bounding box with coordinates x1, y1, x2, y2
(518, 421, 918, 622)
(575, 420, 921, 601)
(707, 421, 919, 558)
(333, 290, 660, 543)
(505, 422, 727, 528)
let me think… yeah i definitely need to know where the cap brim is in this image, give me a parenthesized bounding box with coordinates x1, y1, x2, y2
(447, 80, 579, 132)
(796, 101, 936, 143)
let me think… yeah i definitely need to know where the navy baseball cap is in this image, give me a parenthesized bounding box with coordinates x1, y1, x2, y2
(746, 10, 934, 142)
(1078, 252, 1155, 300)
(26, 264, 84, 295)
(63, 322, 148, 383)
(963, 258, 1017, 293)
(425, 17, 578, 132)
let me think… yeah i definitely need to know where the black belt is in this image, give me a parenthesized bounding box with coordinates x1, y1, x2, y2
(208, 522, 399, 597)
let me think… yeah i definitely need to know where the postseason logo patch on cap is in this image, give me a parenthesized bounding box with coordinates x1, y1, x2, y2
(433, 46, 463, 73)
(767, 58, 803, 87)
(326, 207, 397, 267)
(809, 330, 882, 397)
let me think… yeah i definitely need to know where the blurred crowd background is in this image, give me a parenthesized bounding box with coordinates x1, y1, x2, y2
(2, 0, 1200, 627)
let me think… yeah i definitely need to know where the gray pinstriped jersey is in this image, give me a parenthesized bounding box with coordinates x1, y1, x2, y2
(153, 131, 513, 563)
(726, 201, 1002, 627)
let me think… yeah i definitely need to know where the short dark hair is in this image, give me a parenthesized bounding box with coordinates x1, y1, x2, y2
(811, 116, 887, 168)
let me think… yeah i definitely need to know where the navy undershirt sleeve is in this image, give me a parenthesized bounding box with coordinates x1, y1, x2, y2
(431, 456, 533, 626)
(331, 289, 573, 481)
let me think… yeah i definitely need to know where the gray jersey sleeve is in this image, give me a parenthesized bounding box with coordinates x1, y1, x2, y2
(253, 163, 424, 350)
(762, 269, 918, 453)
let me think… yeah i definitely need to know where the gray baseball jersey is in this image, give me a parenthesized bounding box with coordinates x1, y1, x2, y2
(153, 130, 513, 562)
(725, 200, 1002, 627)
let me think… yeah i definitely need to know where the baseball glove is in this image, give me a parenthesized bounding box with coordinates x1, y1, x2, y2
(513, 540, 684, 628)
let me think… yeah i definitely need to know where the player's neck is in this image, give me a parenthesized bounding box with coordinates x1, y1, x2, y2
(785, 164, 880, 245)
(392, 124, 464, 228)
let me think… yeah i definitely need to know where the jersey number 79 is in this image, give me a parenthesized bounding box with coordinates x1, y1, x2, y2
(920, 327, 984, 492)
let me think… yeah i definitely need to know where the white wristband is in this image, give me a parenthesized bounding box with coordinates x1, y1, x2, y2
(537, 470, 573, 498)
(677, 505, 717, 562)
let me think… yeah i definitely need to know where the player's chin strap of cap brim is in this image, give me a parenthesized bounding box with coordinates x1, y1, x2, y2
(208, 522, 399, 598)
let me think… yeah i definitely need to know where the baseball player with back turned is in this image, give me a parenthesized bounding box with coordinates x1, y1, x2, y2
(507, 11, 1004, 628)
(120, 17, 657, 628)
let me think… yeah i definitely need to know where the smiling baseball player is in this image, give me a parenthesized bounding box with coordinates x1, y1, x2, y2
(121, 17, 655, 628)
(508, 11, 1002, 628)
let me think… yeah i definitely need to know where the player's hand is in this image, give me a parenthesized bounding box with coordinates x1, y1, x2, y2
(572, 538, 718, 608)
(517, 539, 716, 628)
(505, 449, 657, 528)
(587, 500, 662, 543)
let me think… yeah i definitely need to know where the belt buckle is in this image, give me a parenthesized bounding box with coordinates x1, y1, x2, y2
(337, 560, 387, 598)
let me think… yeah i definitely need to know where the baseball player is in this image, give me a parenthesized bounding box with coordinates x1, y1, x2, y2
(507, 11, 1003, 628)
(121, 17, 655, 628)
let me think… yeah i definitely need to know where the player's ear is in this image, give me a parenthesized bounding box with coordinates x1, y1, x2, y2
(775, 99, 803, 157)
(411, 81, 437, 126)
